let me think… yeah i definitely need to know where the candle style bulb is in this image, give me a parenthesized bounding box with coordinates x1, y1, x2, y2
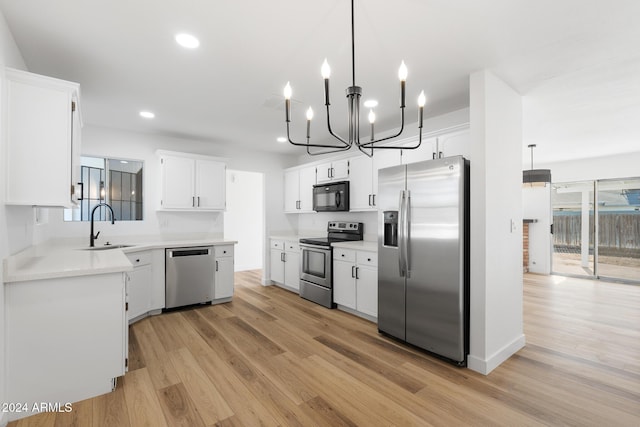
(321, 59, 331, 79)
(398, 61, 408, 81)
(306, 107, 314, 121)
(418, 90, 426, 107)
(368, 109, 376, 124)
(284, 82, 292, 100)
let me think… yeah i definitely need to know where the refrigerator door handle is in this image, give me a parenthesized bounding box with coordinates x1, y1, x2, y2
(404, 190, 411, 277)
(398, 190, 406, 277)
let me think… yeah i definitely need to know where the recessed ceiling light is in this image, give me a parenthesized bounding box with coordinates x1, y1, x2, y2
(364, 99, 378, 108)
(175, 33, 200, 49)
(120, 160, 129, 164)
(139, 111, 155, 119)
(277, 137, 287, 143)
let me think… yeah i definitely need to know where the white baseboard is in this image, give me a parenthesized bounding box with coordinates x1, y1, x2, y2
(260, 278, 272, 286)
(468, 334, 526, 375)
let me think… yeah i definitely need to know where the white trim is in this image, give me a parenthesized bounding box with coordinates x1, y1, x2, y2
(468, 334, 526, 375)
(1, 412, 8, 427)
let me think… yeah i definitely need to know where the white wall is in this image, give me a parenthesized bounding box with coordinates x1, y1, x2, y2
(468, 70, 525, 374)
(224, 170, 264, 271)
(297, 211, 378, 241)
(0, 9, 27, 426)
(523, 186, 552, 274)
(539, 151, 640, 183)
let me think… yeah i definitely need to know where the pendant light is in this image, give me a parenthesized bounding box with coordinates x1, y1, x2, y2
(523, 144, 551, 186)
(283, 0, 426, 157)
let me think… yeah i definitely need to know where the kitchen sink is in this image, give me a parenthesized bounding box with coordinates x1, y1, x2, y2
(80, 244, 133, 251)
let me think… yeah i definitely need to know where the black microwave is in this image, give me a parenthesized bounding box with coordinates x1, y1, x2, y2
(313, 181, 350, 212)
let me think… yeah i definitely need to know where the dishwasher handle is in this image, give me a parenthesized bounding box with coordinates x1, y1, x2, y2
(167, 248, 211, 258)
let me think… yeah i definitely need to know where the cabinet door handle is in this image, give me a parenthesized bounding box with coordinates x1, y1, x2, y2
(351, 265, 355, 278)
(216, 260, 219, 271)
(281, 252, 285, 262)
(197, 196, 200, 207)
(331, 167, 335, 178)
(192, 196, 195, 207)
(355, 267, 360, 280)
(368, 194, 372, 206)
(372, 194, 376, 206)
(327, 168, 331, 179)
(283, 253, 286, 263)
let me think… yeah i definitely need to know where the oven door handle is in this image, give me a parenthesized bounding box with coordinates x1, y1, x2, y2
(299, 243, 332, 251)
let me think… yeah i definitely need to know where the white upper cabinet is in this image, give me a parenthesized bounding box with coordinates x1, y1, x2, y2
(350, 150, 401, 211)
(401, 128, 470, 164)
(348, 155, 374, 211)
(4, 68, 81, 207)
(401, 136, 437, 165)
(158, 151, 226, 210)
(316, 159, 349, 183)
(195, 159, 226, 209)
(438, 129, 471, 159)
(284, 165, 316, 213)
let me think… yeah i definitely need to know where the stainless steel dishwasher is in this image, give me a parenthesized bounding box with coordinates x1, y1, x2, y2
(165, 246, 215, 309)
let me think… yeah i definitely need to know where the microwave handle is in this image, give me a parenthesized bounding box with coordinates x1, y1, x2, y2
(335, 191, 341, 208)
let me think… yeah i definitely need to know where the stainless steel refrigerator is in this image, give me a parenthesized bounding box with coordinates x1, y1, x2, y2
(377, 156, 469, 366)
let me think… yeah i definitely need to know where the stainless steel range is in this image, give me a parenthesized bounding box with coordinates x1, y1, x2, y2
(299, 221, 363, 308)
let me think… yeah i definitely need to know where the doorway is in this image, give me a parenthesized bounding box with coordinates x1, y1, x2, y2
(224, 170, 264, 272)
(552, 178, 640, 283)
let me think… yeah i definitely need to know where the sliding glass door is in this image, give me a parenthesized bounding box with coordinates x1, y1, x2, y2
(596, 178, 640, 282)
(551, 181, 595, 278)
(552, 178, 640, 283)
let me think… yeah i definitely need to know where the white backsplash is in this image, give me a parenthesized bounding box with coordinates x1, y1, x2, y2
(297, 211, 378, 241)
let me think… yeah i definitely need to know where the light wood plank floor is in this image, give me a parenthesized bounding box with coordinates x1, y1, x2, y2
(10, 271, 640, 426)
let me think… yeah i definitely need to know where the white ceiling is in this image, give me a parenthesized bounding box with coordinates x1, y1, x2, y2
(1, 0, 639, 165)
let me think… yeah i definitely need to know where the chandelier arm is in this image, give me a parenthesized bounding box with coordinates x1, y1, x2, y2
(325, 103, 351, 147)
(358, 108, 406, 148)
(357, 144, 374, 158)
(306, 144, 353, 156)
(286, 122, 350, 149)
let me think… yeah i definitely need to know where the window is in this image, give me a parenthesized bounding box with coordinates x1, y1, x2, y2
(64, 156, 144, 221)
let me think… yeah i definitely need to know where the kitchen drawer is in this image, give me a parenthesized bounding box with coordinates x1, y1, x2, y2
(357, 251, 377, 267)
(270, 240, 284, 250)
(333, 248, 356, 262)
(284, 241, 299, 252)
(215, 245, 234, 258)
(126, 251, 151, 267)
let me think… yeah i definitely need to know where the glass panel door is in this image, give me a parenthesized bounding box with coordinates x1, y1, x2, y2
(596, 178, 640, 282)
(551, 181, 595, 277)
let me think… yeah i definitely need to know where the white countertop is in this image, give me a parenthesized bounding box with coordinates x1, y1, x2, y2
(3, 236, 237, 283)
(269, 234, 304, 241)
(331, 240, 378, 252)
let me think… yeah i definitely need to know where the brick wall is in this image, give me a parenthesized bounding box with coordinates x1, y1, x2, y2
(523, 222, 529, 273)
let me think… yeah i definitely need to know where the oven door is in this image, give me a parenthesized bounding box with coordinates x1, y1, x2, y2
(300, 243, 332, 288)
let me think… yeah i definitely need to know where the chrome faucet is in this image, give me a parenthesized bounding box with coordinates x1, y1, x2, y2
(90, 203, 115, 247)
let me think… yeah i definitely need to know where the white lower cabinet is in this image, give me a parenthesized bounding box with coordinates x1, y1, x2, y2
(126, 251, 153, 323)
(5, 272, 127, 422)
(333, 248, 378, 318)
(270, 239, 300, 291)
(215, 245, 234, 299)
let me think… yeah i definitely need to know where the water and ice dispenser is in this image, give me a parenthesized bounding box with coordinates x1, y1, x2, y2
(383, 211, 398, 247)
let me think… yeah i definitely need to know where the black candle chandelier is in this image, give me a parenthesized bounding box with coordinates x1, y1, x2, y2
(283, 0, 426, 157)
